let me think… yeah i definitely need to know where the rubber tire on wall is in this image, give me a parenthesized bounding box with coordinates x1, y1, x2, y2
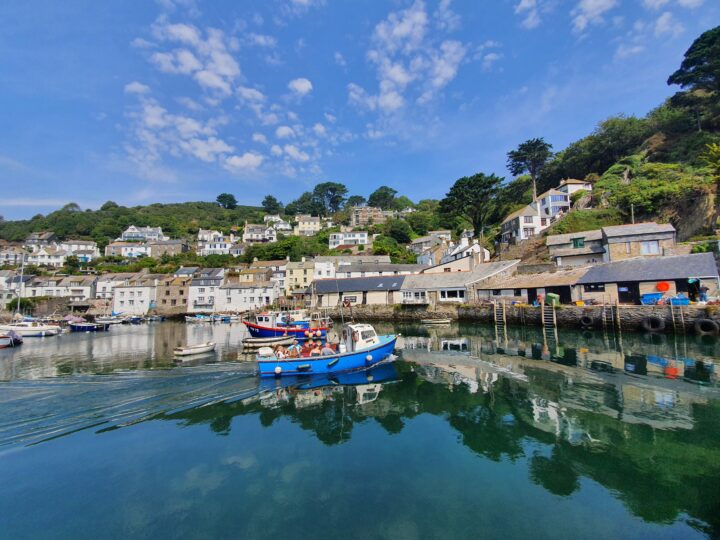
(694, 318, 719, 336)
(641, 316, 665, 333)
(580, 315, 594, 328)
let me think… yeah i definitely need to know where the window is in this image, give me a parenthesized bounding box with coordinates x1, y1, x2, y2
(162, 299, 167, 304)
(171, 299, 176, 306)
(199, 287, 205, 293)
(492, 290, 501, 296)
(198, 296, 204, 302)
(625, 242, 631, 254)
(541, 218, 547, 226)
(641, 240, 660, 255)
(165, 290, 170, 296)
(444, 268, 451, 272)
(129, 300, 134, 306)
(523, 228, 535, 237)
(514, 289, 522, 296)
(583, 284, 605, 292)
(572, 237, 585, 248)
(523, 216, 534, 223)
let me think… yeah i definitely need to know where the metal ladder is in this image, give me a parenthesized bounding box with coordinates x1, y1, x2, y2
(541, 300, 559, 357)
(493, 300, 508, 346)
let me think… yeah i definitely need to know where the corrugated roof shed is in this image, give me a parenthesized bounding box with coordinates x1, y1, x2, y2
(577, 253, 719, 284)
(313, 275, 406, 294)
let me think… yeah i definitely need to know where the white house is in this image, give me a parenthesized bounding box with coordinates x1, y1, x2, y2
(112, 274, 165, 315)
(26, 247, 68, 268)
(242, 222, 277, 244)
(59, 240, 100, 258)
(557, 178, 593, 196)
(104, 242, 151, 258)
(500, 204, 549, 244)
(439, 237, 490, 265)
(188, 268, 226, 313)
(0, 247, 27, 267)
(95, 273, 138, 299)
(25, 276, 66, 299)
(263, 215, 292, 232)
(537, 188, 571, 220)
(58, 276, 97, 301)
(120, 225, 168, 242)
(217, 280, 280, 313)
(329, 231, 369, 249)
(196, 229, 238, 256)
(335, 263, 425, 279)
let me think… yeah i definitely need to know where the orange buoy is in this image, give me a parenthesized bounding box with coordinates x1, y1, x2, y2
(657, 281, 670, 292)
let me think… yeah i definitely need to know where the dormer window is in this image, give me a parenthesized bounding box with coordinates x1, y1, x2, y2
(572, 238, 585, 248)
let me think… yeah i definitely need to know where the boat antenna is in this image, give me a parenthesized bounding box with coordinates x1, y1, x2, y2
(334, 272, 344, 327)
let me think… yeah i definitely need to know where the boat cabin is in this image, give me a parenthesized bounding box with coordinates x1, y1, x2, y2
(341, 323, 379, 352)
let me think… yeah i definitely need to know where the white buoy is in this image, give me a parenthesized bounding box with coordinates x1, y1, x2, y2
(366, 354, 373, 362)
(274, 366, 282, 375)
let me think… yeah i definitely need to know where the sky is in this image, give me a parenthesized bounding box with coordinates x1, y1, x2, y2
(0, 0, 718, 220)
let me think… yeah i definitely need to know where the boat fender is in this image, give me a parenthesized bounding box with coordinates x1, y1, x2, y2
(274, 366, 282, 376)
(641, 316, 665, 333)
(367, 375, 374, 382)
(315, 330, 321, 337)
(694, 318, 719, 336)
(298, 364, 312, 371)
(580, 314, 594, 327)
(327, 358, 339, 368)
(304, 330, 310, 337)
(365, 354, 373, 363)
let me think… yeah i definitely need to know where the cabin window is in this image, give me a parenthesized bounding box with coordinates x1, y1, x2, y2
(360, 330, 376, 340)
(583, 284, 605, 292)
(572, 238, 585, 248)
(641, 240, 660, 255)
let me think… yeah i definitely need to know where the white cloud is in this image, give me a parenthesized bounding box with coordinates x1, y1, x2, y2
(176, 96, 203, 111)
(515, 0, 541, 29)
(124, 81, 151, 94)
(237, 86, 266, 102)
(324, 112, 337, 123)
(288, 77, 313, 96)
(247, 33, 277, 47)
(225, 152, 264, 171)
(615, 43, 645, 59)
(252, 132, 268, 144)
(270, 144, 283, 156)
(312, 123, 326, 136)
(334, 51, 347, 67)
(482, 52, 503, 70)
(131, 37, 155, 48)
(642, 0, 670, 9)
(283, 144, 310, 161)
(677, 0, 703, 7)
(571, 0, 619, 33)
(654, 11, 684, 37)
(275, 125, 295, 138)
(434, 0, 460, 31)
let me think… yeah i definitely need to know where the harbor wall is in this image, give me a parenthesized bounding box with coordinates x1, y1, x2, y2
(325, 303, 720, 334)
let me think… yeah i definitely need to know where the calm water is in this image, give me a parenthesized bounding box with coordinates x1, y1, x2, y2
(1, 321, 719, 539)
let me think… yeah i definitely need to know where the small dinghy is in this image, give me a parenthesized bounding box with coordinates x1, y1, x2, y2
(242, 335, 295, 349)
(421, 318, 452, 325)
(173, 341, 216, 357)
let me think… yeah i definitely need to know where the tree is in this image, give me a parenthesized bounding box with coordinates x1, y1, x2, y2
(345, 195, 367, 208)
(385, 219, 413, 244)
(667, 26, 720, 92)
(368, 186, 397, 209)
(216, 193, 238, 209)
(262, 195, 283, 215)
(285, 191, 324, 216)
(100, 201, 119, 211)
(394, 195, 415, 210)
(440, 173, 502, 238)
(61, 202, 82, 212)
(507, 138, 553, 200)
(64, 255, 80, 273)
(312, 182, 348, 215)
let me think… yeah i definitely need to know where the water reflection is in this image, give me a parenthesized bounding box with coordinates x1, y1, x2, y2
(1, 321, 720, 537)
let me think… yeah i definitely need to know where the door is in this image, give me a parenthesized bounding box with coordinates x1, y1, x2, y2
(617, 282, 640, 304)
(527, 288, 538, 305)
(546, 286, 572, 304)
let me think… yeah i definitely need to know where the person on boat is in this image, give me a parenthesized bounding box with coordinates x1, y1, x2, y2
(320, 343, 335, 356)
(273, 345, 287, 359)
(287, 339, 301, 358)
(309, 342, 322, 356)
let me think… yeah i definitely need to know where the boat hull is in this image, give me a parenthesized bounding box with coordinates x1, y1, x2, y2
(0, 325, 61, 337)
(259, 361, 399, 390)
(258, 334, 397, 377)
(244, 321, 327, 340)
(174, 342, 216, 356)
(70, 323, 110, 332)
(242, 336, 295, 348)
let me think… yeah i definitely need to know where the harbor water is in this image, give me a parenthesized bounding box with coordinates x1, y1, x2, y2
(1, 321, 719, 539)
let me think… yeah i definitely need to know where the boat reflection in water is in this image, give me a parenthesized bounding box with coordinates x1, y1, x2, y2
(2, 321, 720, 538)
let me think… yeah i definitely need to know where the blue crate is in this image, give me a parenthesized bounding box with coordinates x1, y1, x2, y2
(670, 296, 690, 306)
(641, 293, 663, 305)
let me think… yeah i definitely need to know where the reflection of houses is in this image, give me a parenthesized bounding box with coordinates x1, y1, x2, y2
(576, 252, 719, 304)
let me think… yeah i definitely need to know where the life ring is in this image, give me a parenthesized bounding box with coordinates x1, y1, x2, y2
(657, 281, 670, 292)
(694, 318, 719, 336)
(580, 314, 594, 328)
(641, 316, 665, 333)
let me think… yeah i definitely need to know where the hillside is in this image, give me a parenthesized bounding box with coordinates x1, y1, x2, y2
(0, 201, 264, 247)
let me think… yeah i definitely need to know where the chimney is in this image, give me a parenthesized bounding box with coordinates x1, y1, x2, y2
(253, 257, 258, 262)
(301, 256, 306, 263)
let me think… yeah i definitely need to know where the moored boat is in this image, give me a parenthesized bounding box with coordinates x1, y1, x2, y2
(185, 314, 212, 324)
(0, 321, 62, 337)
(421, 318, 453, 325)
(242, 335, 295, 349)
(69, 321, 111, 332)
(0, 330, 23, 349)
(95, 315, 123, 325)
(174, 341, 216, 356)
(257, 323, 397, 377)
(244, 312, 329, 340)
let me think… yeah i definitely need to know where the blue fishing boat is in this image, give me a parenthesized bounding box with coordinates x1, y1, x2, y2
(257, 323, 397, 377)
(244, 312, 328, 340)
(259, 361, 399, 390)
(69, 321, 110, 332)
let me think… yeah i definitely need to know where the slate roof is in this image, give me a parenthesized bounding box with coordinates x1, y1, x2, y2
(602, 222, 675, 238)
(314, 255, 391, 264)
(549, 245, 606, 257)
(478, 268, 589, 290)
(408, 260, 521, 289)
(546, 229, 603, 246)
(312, 275, 406, 294)
(337, 263, 426, 274)
(502, 204, 538, 224)
(577, 253, 719, 284)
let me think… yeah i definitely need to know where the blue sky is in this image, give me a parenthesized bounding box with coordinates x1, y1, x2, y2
(1, 0, 718, 219)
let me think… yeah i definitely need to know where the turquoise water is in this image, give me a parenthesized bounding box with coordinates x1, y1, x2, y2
(1, 321, 719, 539)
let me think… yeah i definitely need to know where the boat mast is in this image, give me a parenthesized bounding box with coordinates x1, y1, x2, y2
(15, 254, 25, 319)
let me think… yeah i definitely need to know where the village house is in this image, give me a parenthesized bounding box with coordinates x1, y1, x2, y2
(293, 215, 324, 236)
(24, 231, 58, 249)
(500, 204, 549, 244)
(428, 230, 453, 241)
(311, 275, 406, 307)
(95, 272, 138, 299)
(112, 273, 166, 315)
(576, 253, 719, 304)
(557, 178, 593, 196)
(537, 188, 571, 219)
(2, 275, 33, 308)
(197, 229, 238, 256)
(25, 276, 66, 299)
(335, 262, 426, 279)
(26, 246, 68, 268)
(104, 241, 150, 258)
(0, 246, 28, 267)
(475, 267, 589, 305)
(154, 275, 191, 316)
(58, 240, 100, 260)
(187, 268, 226, 313)
(285, 258, 315, 296)
(350, 206, 387, 228)
(409, 235, 443, 255)
(242, 222, 277, 244)
(439, 237, 490, 265)
(218, 280, 280, 313)
(58, 275, 98, 301)
(148, 239, 188, 258)
(546, 230, 605, 267)
(120, 225, 168, 242)
(312, 255, 392, 281)
(247, 258, 288, 291)
(329, 231, 369, 249)
(238, 267, 273, 283)
(403, 260, 521, 305)
(263, 214, 292, 233)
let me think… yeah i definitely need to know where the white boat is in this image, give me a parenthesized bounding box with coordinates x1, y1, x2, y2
(95, 316, 124, 325)
(185, 315, 212, 324)
(173, 341, 216, 356)
(421, 318, 453, 325)
(242, 335, 295, 349)
(0, 322, 62, 337)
